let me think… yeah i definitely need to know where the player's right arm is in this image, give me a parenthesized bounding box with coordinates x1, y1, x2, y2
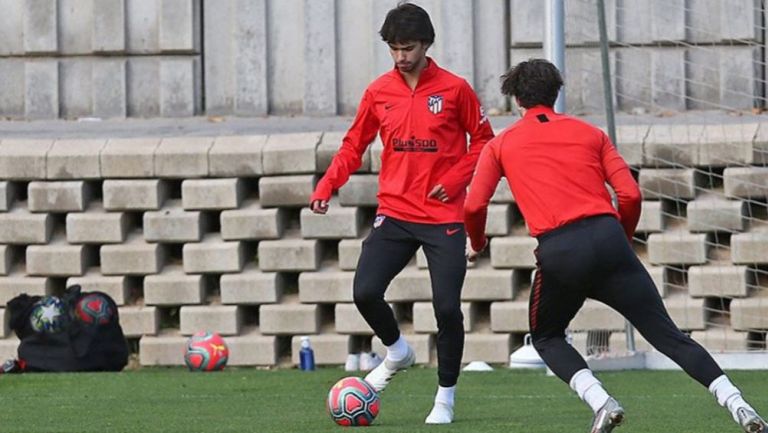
(463, 139, 503, 260)
(600, 132, 642, 241)
(310, 89, 381, 214)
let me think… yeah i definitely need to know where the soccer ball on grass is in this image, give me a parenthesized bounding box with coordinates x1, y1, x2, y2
(184, 331, 229, 372)
(327, 376, 381, 426)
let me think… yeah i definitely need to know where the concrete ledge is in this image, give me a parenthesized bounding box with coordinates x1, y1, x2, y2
(139, 336, 186, 366)
(731, 296, 768, 330)
(259, 175, 316, 207)
(0, 273, 51, 305)
(258, 239, 319, 272)
(490, 236, 537, 269)
(155, 137, 212, 178)
(143, 201, 205, 243)
(0, 139, 53, 180)
(260, 304, 320, 335)
(46, 138, 106, 179)
(490, 301, 529, 332)
(228, 333, 278, 366)
(66, 206, 129, 244)
(101, 138, 160, 178)
(183, 234, 244, 274)
(724, 167, 768, 199)
(180, 305, 242, 335)
(462, 268, 515, 301)
(144, 266, 205, 305)
(221, 202, 284, 240)
(26, 240, 92, 276)
(103, 179, 168, 211)
(639, 169, 698, 200)
(182, 178, 244, 210)
(687, 198, 745, 232)
(0, 208, 52, 244)
(262, 132, 320, 175)
(28, 181, 90, 212)
(120, 306, 159, 337)
(732, 232, 768, 264)
(647, 231, 707, 265)
(100, 234, 165, 275)
(298, 270, 353, 303)
(688, 265, 750, 298)
(463, 333, 511, 364)
(221, 267, 283, 305)
(209, 135, 266, 177)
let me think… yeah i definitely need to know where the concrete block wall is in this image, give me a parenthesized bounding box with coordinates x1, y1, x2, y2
(2, 0, 766, 118)
(510, 0, 765, 114)
(0, 0, 202, 119)
(203, 0, 508, 117)
(1, 123, 767, 367)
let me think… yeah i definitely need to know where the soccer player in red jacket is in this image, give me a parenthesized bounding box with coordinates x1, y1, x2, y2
(464, 59, 766, 433)
(310, 2, 494, 424)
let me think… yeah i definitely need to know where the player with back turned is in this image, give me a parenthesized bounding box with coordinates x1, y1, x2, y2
(309, 2, 494, 425)
(463, 58, 766, 433)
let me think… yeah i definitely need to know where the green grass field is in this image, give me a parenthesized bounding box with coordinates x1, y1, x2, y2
(1, 367, 766, 432)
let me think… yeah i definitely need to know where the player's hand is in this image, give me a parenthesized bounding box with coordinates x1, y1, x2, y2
(310, 199, 329, 214)
(427, 184, 449, 202)
(466, 237, 488, 262)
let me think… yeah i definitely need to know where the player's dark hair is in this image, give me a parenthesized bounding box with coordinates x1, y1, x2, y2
(500, 59, 564, 108)
(379, 2, 435, 45)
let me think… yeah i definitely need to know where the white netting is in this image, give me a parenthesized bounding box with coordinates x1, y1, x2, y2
(563, 0, 768, 357)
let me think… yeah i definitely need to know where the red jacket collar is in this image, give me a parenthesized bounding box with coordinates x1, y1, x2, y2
(523, 105, 557, 119)
(390, 57, 439, 83)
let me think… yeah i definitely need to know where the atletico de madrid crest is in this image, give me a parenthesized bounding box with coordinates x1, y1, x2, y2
(427, 95, 443, 114)
(373, 215, 386, 228)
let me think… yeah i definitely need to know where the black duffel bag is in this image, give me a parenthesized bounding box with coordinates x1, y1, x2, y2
(7, 284, 128, 372)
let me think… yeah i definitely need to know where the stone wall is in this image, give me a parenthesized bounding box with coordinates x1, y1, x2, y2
(0, 0, 763, 119)
(0, 123, 766, 366)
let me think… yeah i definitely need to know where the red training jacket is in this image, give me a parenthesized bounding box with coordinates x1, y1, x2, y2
(464, 105, 641, 252)
(312, 58, 495, 224)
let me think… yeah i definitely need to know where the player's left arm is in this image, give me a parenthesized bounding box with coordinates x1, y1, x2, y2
(601, 132, 642, 241)
(431, 82, 495, 202)
(464, 140, 503, 260)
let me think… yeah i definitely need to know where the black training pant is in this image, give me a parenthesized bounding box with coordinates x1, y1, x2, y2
(530, 215, 723, 388)
(354, 215, 466, 387)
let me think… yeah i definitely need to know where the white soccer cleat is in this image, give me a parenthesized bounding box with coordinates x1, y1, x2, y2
(363, 346, 415, 393)
(359, 352, 383, 371)
(425, 401, 454, 424)
(590, 397, 625, 433)
(344, 353, 360, 372)
(737, 408, 767, 433)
